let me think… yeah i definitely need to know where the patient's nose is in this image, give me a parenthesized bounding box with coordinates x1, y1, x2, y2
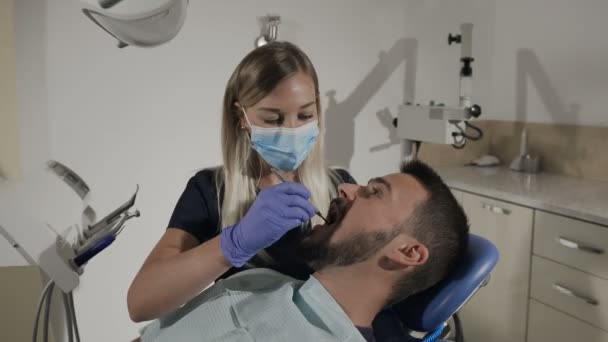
(338, 183, 359, 201)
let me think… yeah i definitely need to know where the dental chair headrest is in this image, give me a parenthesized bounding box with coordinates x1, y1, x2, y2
(394, 234, 499, 332)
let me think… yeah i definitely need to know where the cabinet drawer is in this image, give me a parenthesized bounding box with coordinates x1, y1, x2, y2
(534, 210, 608, 278)
(528, 299, 608, 342)
(531, 256, 608, 331)
(459, 192, 533, 342)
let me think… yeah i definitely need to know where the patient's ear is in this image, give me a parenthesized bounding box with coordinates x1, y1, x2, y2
(381, 235, 429, 270)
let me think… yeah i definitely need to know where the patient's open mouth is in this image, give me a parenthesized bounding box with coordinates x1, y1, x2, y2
(294, 197, 353, 268)
(314, 198, 349, 230)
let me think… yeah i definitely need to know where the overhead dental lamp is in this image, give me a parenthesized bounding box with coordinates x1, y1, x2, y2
(80, 0, 189, 48)
(394, 23, 484, 162)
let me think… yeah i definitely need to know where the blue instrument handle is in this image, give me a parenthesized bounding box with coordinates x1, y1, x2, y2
(73, 235, 115, 267)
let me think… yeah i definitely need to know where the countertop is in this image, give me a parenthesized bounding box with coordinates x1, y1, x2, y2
(437, 166, 608, 226)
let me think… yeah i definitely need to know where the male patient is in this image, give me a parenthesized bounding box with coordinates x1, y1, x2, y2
(139, 161, 469, 342)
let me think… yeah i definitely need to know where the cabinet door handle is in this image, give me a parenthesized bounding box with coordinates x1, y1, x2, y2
(556, 237, 604, 255)
(552, 283, 598, 306)
(481, 202, 511, 215)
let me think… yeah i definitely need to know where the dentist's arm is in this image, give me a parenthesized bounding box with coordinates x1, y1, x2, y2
(127, 182, 315, 322)
(127, 230, 229, 322)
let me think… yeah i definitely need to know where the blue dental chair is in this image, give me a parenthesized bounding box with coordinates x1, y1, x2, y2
(374, 234, 499, 342)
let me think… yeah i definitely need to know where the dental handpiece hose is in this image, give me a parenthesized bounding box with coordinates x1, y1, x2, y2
(270, 168, 328, 224)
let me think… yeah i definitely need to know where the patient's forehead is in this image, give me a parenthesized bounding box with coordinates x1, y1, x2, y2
(381, 173, 428, 219)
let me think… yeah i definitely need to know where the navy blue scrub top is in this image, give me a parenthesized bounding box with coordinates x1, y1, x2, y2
(167, 167, 357, 280)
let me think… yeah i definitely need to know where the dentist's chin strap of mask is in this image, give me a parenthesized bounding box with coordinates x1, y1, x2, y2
(219, 108, 319, 267)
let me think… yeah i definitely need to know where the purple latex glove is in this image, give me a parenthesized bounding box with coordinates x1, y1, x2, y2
(220, 182, 316, 267)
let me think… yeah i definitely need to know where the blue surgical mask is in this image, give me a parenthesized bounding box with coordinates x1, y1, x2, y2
(242, 108, 319, 171)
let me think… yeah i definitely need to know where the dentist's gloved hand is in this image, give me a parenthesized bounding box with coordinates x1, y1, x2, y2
(220, 182, 316, 267)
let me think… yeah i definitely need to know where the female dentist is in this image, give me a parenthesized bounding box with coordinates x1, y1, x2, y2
(127, 41, 356, 322)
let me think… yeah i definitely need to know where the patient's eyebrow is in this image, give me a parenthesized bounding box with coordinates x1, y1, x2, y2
(368, 177, 392, 193)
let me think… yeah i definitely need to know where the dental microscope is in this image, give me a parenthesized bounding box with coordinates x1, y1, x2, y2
(394, 23, 484, 162)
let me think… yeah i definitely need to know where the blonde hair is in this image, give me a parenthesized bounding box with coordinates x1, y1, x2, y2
(218, 42, 340, 253)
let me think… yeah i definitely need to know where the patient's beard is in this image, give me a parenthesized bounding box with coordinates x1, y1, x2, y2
(297, 222, 402, 271)
(268, 198, 401, 272)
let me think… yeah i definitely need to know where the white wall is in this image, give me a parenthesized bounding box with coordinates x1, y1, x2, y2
(399, 0, 608, 127)
(489, 0, 608, 125)
(9, 0, 607, 341)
